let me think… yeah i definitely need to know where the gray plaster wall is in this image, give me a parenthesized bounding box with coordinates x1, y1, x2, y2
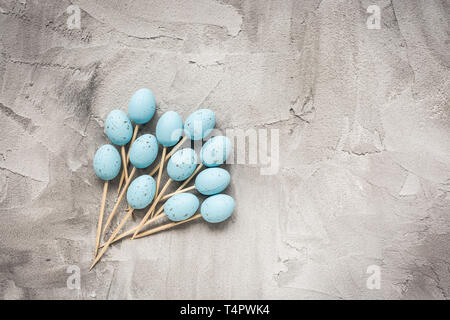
(0, 0, 450, 299)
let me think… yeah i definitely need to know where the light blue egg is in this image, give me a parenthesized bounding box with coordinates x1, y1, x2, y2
(156, 111, 183, 147)
(200, 136, 232, 167)
(167, 148, 198, 181)
(126, 175, 156, 209)
(129, 134, 158, 169)
(128, 88, 156, 125)
(93, 144, 121, 181)
(165, 193, 199, 222)
(200, 194, 235, 223)
(195, 168, 230, 195)
(104, 109, 133, 146)
(184, 109, 216, 141)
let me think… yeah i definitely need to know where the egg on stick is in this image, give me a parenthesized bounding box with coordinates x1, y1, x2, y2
(111, 135, 231, 242)
(134, 194, 235, 239)
(157, 135, 231, 202)
(92, 144, 121, 258)
(117, 89, 156, 195)
(90, 174, 156, 270)
(102, 134, 158, 235)
(104, 110, 133, 186)
(124, 108, 213, 212)
(147, 108, 215, 176)
(145, 109, 218, 207)
(162, 167, 230, 200)
(154, 111, 183, 199)
(104, 163, 203, 245)
(131, 147, 198, 239)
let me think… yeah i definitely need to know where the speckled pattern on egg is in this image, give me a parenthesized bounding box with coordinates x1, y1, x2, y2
(155, 111, 183, 147)
(128, 88, 156, 125)
(104, 109, 133, 146)
(93, 144, 121, 181)
(165, 193, 199, 222)
(126, 175, 156, 209)
(184, 109, 216, 141)
(129, 134, 158, 169)
(195, 167, 230, 195)
(167, 148, 198, 181)
(200, 136, 232, 167)
(201, 194, 235, 223)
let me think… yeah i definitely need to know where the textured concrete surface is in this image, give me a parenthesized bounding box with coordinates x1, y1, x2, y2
(1, 0, 450, 299)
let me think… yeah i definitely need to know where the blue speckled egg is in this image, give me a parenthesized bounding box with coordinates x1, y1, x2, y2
(184, 109, 216, 141)
(128, 88, 156, 125)
(200, 194, 235, 223)
(200, 136, 232, 167)
(156, 111, 183, 147)
(126, 175, 156, 209)
(129, 134, 158, 169)
(165, 193, 199, 222)
(167, 148, 198, 181)
(195, 168, 230, 195)
(104, 109, 133, 146)
(93, 144, 121, 181)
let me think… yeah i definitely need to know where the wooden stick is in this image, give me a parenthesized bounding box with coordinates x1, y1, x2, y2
(161, 185, 196, 201)
(155, 146, 166, 198)
(90, 208, 134, 270)
(149, 136, 188, 176)
(108, 163, 204, 244)
(180, 163, 203, 190)
(131, 179, 172, 239)
(94, 180, 108, 258)
(117, 125, 139, 195)
(103, 167, 136, 235)
(134, 214, 202, 239)
(148, 163, 202, 219)
(102, 212, 166, 246)
(120, 146, 129, 185)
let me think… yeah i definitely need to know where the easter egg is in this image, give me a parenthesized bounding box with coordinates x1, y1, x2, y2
(184, 109, 216, 141)
(200, 194, 235, 223)
(167, 148, 198, 181)
(126, 175, 156, 209)
(200, 136, 232, 167)
(129, 134, 158, 169)
(93, 144, 121, 181)
(165, 193, 199, 222)
(104, 109, 133, 146)
(195, 168, 230, 195)
(128, 88, 156, 125)
(156, 111, 183, 147)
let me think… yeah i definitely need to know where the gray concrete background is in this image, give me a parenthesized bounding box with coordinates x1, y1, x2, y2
(1, 0, 450, 299)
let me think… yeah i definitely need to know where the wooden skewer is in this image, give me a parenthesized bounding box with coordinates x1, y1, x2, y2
(134, 213, 202, 239)
(109, 163, 204, 243)
(120, 146, 129, 186)
(117, 124, 139, 195)
(103, 167, 136, 235)
(155, 147, 166, 198)
(131, 178, 172, 239)
(178, 163, 203, 190)
(161, 185, 196, 200)
(90, 208, 134, 270)
(125, 135, 188, 211)
(101, 212, 166, 246)
(149, 136, 187, 176)
(94, 180, 108, 258)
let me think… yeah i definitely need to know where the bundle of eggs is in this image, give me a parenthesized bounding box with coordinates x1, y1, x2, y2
(90, 89, 234, 269)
